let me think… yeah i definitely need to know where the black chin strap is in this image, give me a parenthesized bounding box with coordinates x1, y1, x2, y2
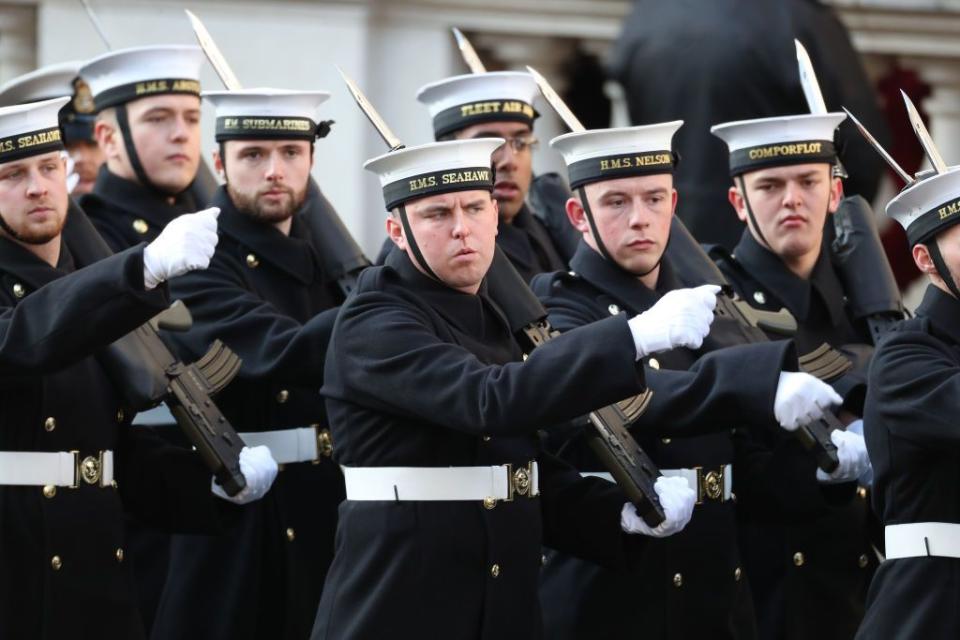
(116, 104, 179, 198)
(926, 238, 960, 300)
(737, 175, 771, 250)
(397, 204, 440, 282)
(577, 186, 664, 278)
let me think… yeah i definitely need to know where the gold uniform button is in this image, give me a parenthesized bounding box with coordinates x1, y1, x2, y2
(734, 566, 742, 581)
(285, 527, 296, 542)
(661, 437, 671, 445)
(482, 435, 491, 442)
(858, 554, 870, 569)
(246, 253, 260, 268)
(12, 283, 25, 298)
(276, 389, 289, 404)
(43, 417, 56, 432)
(42, 485, 56, 499)
(51, 555, 62, 571)
(132, 219, 149, 235)
(116, 548, 124, 563)
(672, 573, 683, 587)
(793, 552, 805, 567)
(483, 496, 497, 510)
(541, 554, 547, 566)
(648, 358, 661, 370)
(857, 487, 868, 500)
(116, 409, 125, 423)
(490, 563, 501, 578)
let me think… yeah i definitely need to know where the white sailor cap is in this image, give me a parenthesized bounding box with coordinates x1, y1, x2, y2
(416, 72, 539, 140)
(711, 113, 846, 176)
(0, 61, 84, 106)
(203, 88, 333, 142)
(364, 138, 503, 211)
(550, 121, 683, 190)
(79, 45, 204, 111)
(887, 167, 960, 246)
(0, 97, 69, 165)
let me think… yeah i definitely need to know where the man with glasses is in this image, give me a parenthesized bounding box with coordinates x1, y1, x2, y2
(377, 72, 567, 282)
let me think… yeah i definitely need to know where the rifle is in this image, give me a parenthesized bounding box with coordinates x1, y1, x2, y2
(485, 247, 666, 526)
(667, 216, 841, 473)
(830, 195, 906, 344)
(301, 178, 370, 297)
(63, 200, 247, 495)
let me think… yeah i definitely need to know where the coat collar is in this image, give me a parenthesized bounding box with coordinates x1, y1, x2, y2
(91, 166, 197, 228)
(916, 284, 960, 346)
(385, 246, 507, 336)
(0, 235, 75, 292)
(733, 228, 847, 326)
(212, 187, 318, 285)
(568, 239, 680, 314)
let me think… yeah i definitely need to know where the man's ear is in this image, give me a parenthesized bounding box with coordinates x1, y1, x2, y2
(93, 118, 119, 160)
(386, 212, 406, 250)
(491, 196, 499, 236)
(827, 175, 844, 214)
(566, 195, 590, 235)
(912, 242, 938, 276)
(727, 185, 747, 223)
(212, 149, 224, 176)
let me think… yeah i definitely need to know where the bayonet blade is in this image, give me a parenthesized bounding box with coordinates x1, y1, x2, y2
(335, 66, 404, 151)
(843, 107, 913, 184)
(795, 39, 827, 115)
(185, 9, 243, 91)
(526, 65, 585, 133)
(79, 0, 112, 49)
(902, 90, 947, 174)
(452, 28, 487, 74)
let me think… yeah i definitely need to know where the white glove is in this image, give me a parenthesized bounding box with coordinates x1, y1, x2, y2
(212, 445, 278, 505)
(774, 371, 843, 431)
(817, 428, 872, 484)
(845, 419, 874, 486)
(621, 475, 696, 538)
(628, 285, 720, 358)
(143, 207, 220, 289)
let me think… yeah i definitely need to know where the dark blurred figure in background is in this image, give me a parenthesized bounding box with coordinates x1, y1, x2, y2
(609, 0, 891, 250)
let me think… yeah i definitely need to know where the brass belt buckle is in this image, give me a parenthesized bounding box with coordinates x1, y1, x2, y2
(72, 450, 104, 488)
(315, 424, 334, 459)
(506, 461, 536, 501)
(696, 466, 724, 504)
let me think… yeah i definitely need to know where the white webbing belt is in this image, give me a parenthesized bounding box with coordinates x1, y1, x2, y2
(239, 427, 319, 465)
(0, 450, 115, 487)
(582, 464, 734, 502)
(885, 522, 960, 560)
(342, 463, 539, 502)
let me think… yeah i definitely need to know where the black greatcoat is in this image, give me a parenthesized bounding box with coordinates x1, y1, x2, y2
(496, 204, 567, 283)
(857, 285, 960, 639)
(311, 248, 661, 640)
(532, 241, 802, 640)
(714, 230, 877, 640)
(0, 240, 220, 640)
(80, 167, 199, 252)
(152, 187, 345, 640)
